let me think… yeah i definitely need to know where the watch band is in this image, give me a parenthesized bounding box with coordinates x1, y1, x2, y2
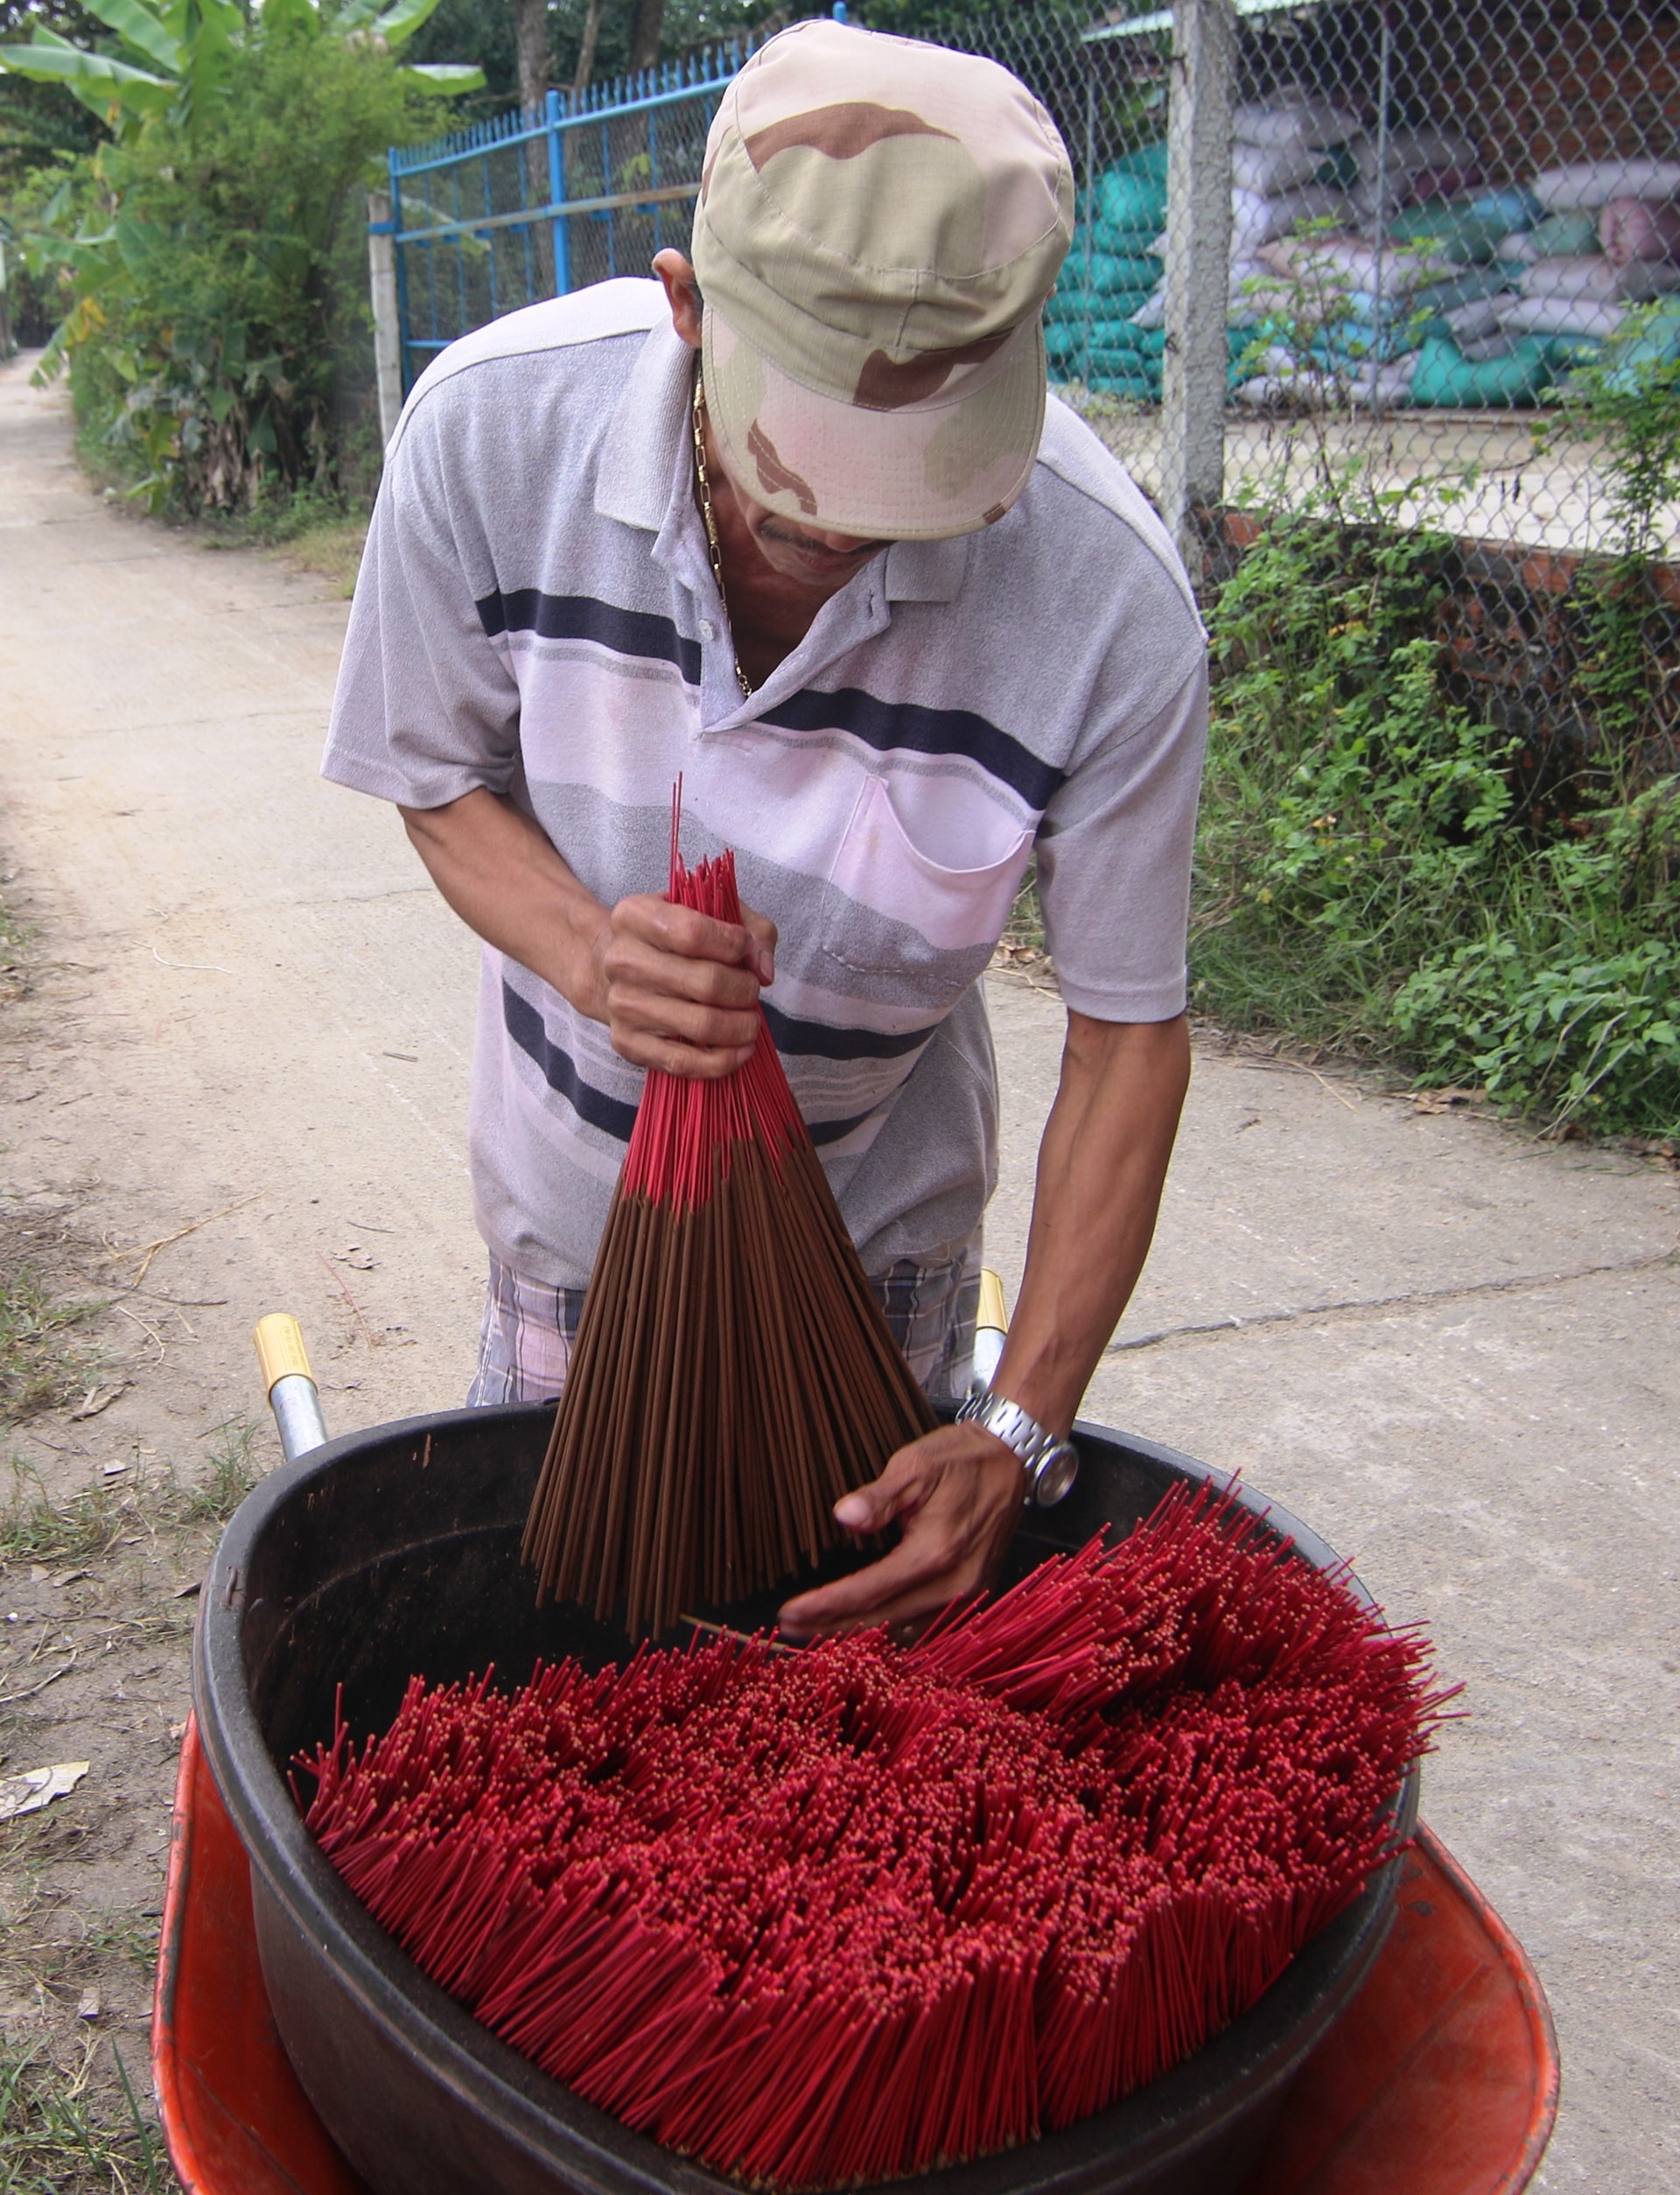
(956, 1391, 1080, 1508)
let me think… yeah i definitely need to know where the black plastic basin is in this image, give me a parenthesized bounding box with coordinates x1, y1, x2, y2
(193, 1405, 1418, 2195)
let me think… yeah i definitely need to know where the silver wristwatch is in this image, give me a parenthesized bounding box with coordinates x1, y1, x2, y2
(956, 1391, 1079, 1509)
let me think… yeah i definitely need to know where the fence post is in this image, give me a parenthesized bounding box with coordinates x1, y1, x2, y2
(1160, 0, 1236, 572)
(546, 89, 570, 297)
(368, 191, 403, 448)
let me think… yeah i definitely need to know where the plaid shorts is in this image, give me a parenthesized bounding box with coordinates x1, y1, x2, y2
(466, 1234, 982, 1411)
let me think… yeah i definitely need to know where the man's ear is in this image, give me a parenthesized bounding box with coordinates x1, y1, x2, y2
(652, 249, 703, 350)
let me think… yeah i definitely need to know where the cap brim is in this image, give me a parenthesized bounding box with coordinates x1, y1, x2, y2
(700, 305, 1046, 543)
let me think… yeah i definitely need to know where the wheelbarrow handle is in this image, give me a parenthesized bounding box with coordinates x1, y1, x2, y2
(970, 1267, 1010, 1395)
(254, 1314, 330, 1465)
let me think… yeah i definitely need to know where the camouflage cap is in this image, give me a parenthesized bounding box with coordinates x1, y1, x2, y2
(690, 19, 1074, 542)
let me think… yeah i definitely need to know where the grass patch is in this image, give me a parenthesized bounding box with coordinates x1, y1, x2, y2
(0, 897, 30, 1009)
(199, 478, 369, 598)
(268, 515, 367, 598)
(0, 1420, 261, 1567)
(0, 2038, 171, 2194)
(0, 1462, 128, 1568)
(168, 1419, 260, 1525)
(77, 1913, 162, 1982)
(0, 1273, 98, 1424)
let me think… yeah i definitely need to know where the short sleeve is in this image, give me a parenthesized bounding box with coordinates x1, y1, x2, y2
(1033, 650, 1208, 1023)
(320, 392, 522, 809)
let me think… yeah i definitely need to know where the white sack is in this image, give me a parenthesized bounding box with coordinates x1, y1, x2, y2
(1494, 293, 1628, 338)
(1228, 184, 1353, 251)
(1259, 233, 1466, 294)
(1354, 126, 1479, 184)
(1233, 140, 1326, 196)
(1232, 95, 1362, 151)
(1530, 159, 1680, 211)
(1520, 255, 1680, 303)
(1443, 297, 1508, 340)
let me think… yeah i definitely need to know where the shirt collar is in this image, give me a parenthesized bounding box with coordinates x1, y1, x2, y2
(598, 316, 973, 607)
(596, 316, 691, 535)
(883, 536, 971, 603)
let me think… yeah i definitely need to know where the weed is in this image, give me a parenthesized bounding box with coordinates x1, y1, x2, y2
(0, 2037, 173, 2194)
(109, 2045, 164, 2195)
(993, 866, 1051, 973)
(0, 895, 30, 1006)
(0, 1421, 260, 1569)
(268, 514, 368, 599)
(77, 1913, 162, 1981)
(1194, 498, 1680, 1135)
(0, 1273, 99, 1424)
(0, 1462, 123, 1569)
(169, 1420, 258, 1526)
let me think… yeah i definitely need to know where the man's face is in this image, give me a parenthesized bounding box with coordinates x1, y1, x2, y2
(726, 487, 887, 591)
(652, 247, 893, 602)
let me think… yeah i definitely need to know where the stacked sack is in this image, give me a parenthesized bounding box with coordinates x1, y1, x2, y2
(1490, 159, 1680, 353)
(1045, 142, 1169, 397)
(1049, 110, 1680, 410)
(1224, 144, 1676, 406)
(1354, 158, 1680, 404)
(1257, 190, 1564, 408)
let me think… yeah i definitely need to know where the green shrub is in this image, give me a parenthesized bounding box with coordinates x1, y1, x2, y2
(6, 0, 472, 516)
(1194, 505, 1680, 1138)
(47, 26, 429, 513)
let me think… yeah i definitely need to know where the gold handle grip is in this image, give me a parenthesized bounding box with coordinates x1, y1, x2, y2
(254, 1313, 313, 1397)
(970, 1268, 1010, 1396)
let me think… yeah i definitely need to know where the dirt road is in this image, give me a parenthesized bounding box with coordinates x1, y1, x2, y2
(3, 350, 1677, 2189)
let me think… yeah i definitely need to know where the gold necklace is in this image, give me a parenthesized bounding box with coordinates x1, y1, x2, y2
(691, 371, 754, 701)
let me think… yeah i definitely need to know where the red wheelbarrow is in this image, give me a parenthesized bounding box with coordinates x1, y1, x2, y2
(153, 1715, 1558, 2195)
(153, 1316, 1559, 2195)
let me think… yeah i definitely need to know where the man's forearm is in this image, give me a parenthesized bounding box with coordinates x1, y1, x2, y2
(400, 789, 775, 1076)
(991, 1011, 1191, 1434)
(400, 789, 610, 1015)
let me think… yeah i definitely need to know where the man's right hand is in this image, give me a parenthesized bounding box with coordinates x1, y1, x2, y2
(592, 893, 777, 1079)
(399, 790, 776, 1080)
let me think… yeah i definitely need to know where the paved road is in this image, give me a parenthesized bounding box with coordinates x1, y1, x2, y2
(3, 351, 1676, 2190)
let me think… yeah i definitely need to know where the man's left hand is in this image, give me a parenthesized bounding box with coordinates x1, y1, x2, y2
(776, 1422, 1024, 1641)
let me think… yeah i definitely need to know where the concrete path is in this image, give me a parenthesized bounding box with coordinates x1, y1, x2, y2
(3, 351, 1676, 2190)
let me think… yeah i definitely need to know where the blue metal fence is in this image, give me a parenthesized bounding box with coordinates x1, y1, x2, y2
(384, 11, 858, 393)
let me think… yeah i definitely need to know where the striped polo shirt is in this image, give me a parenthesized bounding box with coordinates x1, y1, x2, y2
(321, 279, 1208, 1292)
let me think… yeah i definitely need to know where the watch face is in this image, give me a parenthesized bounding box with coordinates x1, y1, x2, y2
(1033, 1445, 1079, 1508)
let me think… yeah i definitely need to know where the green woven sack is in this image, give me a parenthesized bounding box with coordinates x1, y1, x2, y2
(1057, 249, 1163, 298)
(1086, 371, 1161, 400)
(1384, 204, 1511, 266)
(1522, 210, 1600, 260)
(1088, 221, 1165, 259)
(1059, 327, 1166, 361)
(1088, 347, 1164, 382)
(1091, 144, 1169, 235)
(1046, 317, 1158, 361)
(1408, 333, 1557, 406)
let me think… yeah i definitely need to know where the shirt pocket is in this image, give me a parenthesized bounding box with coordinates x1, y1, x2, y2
(825, 769, 1033, 974)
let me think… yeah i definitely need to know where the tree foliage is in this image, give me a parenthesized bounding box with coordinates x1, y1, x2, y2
(2, 0, 481, 512)
(0, 4, 108, 190)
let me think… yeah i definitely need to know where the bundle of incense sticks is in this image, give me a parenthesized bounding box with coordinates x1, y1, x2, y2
(522, 795, 934, 1636)
(300, 1485, 1452, 2189)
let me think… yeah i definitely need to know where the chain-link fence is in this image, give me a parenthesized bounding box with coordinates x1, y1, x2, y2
(970, 0, 1680, 557)
(380, 0, 1680, 557)
(386, 30, 774, 393)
